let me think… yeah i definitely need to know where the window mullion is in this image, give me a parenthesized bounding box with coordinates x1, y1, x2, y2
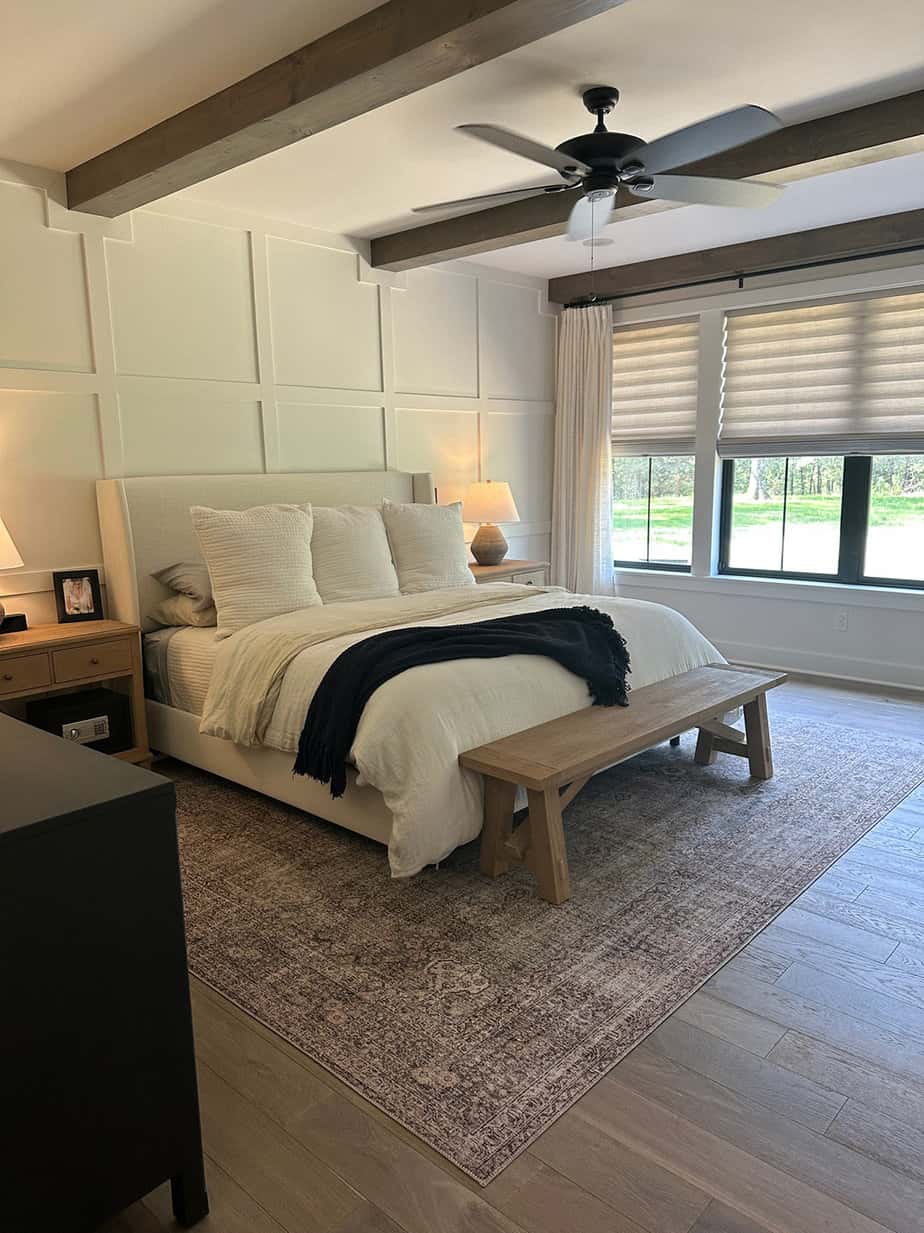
(839, 456, 871, 584)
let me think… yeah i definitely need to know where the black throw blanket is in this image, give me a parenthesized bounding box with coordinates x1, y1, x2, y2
(294, 605, 630, 798)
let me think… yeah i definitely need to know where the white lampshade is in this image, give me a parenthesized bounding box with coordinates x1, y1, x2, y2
(0, 516, 23, 571)
(463, 480, 520, 525)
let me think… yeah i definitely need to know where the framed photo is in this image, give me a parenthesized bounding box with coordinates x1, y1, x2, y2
(52, 568, 104, 623)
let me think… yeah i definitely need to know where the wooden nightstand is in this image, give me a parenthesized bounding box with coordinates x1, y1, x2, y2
(469, 559, 551, 586)
(0, 620, 150, 766)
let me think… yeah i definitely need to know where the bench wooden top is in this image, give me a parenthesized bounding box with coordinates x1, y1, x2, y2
(460, 664, 786, 791)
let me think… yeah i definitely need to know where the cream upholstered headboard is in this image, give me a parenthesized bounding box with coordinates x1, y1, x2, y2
(96, 470, 434, 631)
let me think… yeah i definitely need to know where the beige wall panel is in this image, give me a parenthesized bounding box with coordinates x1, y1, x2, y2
(480, 281, 555, 402)
(107, 212, 258, 380)
(0, 182, 93, 372)
(277, 402, 386, 472)
(268, 239, 381, 391)
(392, 268, 478, 396)
(394, 408, 479, 506)
(484, 410, 553, 524)
(120, 390, 264, 475)
(506, 532, 552, 562)
(0, 390, 103, 569)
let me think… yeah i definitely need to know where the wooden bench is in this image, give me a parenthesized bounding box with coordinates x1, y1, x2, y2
(460, 664, 786, 905)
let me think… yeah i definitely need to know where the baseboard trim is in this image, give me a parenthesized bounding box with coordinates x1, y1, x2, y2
(715, 639, 924, 693)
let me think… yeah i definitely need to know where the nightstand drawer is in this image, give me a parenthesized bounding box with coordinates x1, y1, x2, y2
(53, 639, 132, 683)
(0, 653, 52, 696)
(511, 569, 547, 586)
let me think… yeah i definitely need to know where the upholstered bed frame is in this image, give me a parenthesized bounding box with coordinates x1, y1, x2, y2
(96, 470, 434, 847)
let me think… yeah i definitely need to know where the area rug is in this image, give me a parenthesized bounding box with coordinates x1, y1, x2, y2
(171, 714, 924, 1184)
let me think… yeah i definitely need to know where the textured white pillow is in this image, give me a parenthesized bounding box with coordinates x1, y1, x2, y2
(309, 505, 400, 604)
(381, 499, 475, 594)
(191, 503, 320, 639)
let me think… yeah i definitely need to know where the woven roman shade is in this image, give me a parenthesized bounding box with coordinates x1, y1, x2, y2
(720, 288, 924, 458)
(611, 317, 699, 456)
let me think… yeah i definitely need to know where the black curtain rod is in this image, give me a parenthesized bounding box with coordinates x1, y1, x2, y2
(564, 239, 924, 309)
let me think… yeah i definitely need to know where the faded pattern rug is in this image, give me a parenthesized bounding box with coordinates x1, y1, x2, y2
(172, 714, 924, 1184)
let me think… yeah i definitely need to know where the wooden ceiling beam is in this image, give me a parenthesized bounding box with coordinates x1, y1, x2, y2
(370, 87, 924, 271)
(65, 0, 629, 217)
(546, 207, 924, 303)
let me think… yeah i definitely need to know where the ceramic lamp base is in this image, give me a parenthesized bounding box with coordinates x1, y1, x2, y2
(471, 523, 509, 566)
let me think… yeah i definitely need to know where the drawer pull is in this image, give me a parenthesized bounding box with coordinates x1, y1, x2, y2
(90, 656, 100, 665)
(2, 673, 12, 682)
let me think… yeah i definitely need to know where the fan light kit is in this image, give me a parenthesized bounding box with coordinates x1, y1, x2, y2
(414, 86, 785, 242)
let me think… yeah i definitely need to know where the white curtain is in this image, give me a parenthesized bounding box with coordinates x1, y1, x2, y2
(551, 304, 614, 595)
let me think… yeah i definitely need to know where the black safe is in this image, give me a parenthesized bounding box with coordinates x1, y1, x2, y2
(26, 685, 132, 754)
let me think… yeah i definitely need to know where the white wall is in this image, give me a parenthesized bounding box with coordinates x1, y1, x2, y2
(610, 260, 924, 692)
(0, 163, 557, 624)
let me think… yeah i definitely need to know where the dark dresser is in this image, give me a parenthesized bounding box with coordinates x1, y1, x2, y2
(0, 714, 208, 1232)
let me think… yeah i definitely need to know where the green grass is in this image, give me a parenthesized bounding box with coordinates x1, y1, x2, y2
(613, 493, 924, 533)
(612, 492, 924, 570)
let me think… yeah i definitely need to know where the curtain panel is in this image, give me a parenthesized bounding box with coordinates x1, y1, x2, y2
(551, 303, 615, 595)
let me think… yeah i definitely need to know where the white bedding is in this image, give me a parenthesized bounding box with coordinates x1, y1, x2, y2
(157, 627, 220, 715)
(199, 584, 723, 878)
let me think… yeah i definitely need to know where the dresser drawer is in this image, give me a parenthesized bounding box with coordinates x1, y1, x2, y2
(53, 638, 132, 683)
(511, 569, 547, 586)
(0, 652, 52, 696)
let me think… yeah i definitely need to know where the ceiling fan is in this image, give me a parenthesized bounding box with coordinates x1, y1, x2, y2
(414, 86, 784, 241)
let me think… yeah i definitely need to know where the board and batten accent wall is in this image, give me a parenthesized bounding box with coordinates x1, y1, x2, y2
(0, 162, 557, 624)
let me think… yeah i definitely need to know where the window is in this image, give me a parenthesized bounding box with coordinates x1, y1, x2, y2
(718, 289, 924, 589)
(865, 455, 924, 584)
(613, 455, 694, 568)
(719, 454, 924, 587)
(612, 316, 699, 570)
(722, 456, 844, 576)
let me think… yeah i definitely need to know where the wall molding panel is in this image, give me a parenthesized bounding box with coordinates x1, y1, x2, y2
(0, 163, 558, 618)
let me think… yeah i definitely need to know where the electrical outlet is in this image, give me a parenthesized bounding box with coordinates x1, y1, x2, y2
(835, 610, 849, 632)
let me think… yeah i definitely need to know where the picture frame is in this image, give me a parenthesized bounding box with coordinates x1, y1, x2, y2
(52, 568, 104, 624)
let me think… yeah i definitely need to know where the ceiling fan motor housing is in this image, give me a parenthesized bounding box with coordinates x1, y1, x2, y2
(556, 131, 646, 192)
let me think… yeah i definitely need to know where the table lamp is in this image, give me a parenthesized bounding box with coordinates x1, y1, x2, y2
(463, 480, 520, 565)
(0, 515, 27, 633)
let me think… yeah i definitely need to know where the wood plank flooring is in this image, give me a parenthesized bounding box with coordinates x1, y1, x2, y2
(102, 677, 924, 1233)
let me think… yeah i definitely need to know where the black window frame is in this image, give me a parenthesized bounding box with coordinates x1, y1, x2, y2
(612, 455, 694, 573)
(718, 455, 924, 591)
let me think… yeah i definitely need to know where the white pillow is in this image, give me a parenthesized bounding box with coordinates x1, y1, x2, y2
(149, 593, 217, 628)
(152, 561, 213, 611)
(381, 499, 475, 594)
(310, 505, 400, 604)
(191, 503, 321, 639)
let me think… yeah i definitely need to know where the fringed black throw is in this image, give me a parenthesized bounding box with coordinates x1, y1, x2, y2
(294, 606, 630, 797)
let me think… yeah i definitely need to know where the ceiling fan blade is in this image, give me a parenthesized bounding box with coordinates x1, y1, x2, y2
(629, 173, 783, 208)
(458, 124, 592, 178)
(635, 105, 782, 175)
(567, 192, 614, 241)
(412, 183, 568, 214)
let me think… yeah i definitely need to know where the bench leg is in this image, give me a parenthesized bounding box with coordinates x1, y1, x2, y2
(694, 727, 717, 765)
(743, 692, 773, 779)
(526, 787, 571, 905)
(480, 777, 517, 878)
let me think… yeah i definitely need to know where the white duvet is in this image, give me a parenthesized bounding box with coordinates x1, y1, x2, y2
(200, 584, 723, 877)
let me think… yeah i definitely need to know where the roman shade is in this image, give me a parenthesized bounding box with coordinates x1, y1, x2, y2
(611, 317, 700, 456)
(720, 287, 924, 458)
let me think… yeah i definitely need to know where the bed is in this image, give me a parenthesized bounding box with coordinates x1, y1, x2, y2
(97, 470, 723, 877)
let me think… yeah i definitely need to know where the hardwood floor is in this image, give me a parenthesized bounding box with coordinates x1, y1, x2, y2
(103, 677, 924, 1233)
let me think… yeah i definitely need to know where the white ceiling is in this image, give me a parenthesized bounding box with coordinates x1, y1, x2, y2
(3, 0, 924, 279)
(0, 0, 383, 169)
